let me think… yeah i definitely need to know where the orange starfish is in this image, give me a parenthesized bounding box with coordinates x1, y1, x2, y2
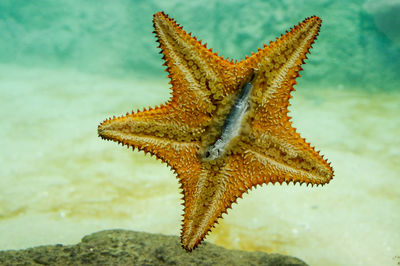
(98, 11, 333, 251)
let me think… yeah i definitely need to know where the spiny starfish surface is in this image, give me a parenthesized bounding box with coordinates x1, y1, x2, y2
(98, 11, 333, 251)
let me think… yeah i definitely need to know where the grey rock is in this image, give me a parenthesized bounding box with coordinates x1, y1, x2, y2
(0, 230, 308, 266)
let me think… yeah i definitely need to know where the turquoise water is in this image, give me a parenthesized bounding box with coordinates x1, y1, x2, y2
(0, 1, 399, 266)
(1, 0, 399, 89)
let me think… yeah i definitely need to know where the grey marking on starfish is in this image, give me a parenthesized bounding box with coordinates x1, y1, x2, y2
(204, 80, 253, 160)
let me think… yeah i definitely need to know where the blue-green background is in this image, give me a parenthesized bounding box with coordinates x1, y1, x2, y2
(1, 0, 399, 90)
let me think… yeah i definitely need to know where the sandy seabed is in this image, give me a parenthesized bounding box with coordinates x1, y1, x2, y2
(0, 64, 399, 266)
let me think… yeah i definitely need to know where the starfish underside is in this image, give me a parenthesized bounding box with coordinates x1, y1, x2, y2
(98, 11, 333, 251)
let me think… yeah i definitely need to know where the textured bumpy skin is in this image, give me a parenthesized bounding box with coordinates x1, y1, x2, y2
(98, 12, 333, 251)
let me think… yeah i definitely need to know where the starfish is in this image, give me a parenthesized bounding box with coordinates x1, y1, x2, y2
(98, 11, 333, 251)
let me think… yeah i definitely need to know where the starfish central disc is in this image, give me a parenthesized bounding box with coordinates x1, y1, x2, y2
(202, 73, 254, 161)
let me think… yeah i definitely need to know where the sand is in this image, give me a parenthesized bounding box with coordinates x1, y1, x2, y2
(0, 64, 399, 266)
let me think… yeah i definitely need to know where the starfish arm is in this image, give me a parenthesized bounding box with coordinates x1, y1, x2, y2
(179, 155, 250, 251)
(179, 166, 213, 251)
(153, 12, 238, 105)
(238, 16, 322, 123)
(241, 119, 333, 185)
(98, 106, 204, 165)
(242, 146, 332, 186)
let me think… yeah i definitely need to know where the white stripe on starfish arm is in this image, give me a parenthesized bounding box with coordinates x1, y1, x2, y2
(261, 22, 320, 106)
(182, 166, 232, 249)
(244, 150, 331, 184)
(154, 17, 214, 107)
(155, 15, 222, 84)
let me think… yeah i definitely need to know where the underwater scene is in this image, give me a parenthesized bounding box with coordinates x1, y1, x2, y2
(0, 0, 399, 265)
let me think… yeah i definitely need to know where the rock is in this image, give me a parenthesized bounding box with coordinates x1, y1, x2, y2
(0, 229, 308, 265)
